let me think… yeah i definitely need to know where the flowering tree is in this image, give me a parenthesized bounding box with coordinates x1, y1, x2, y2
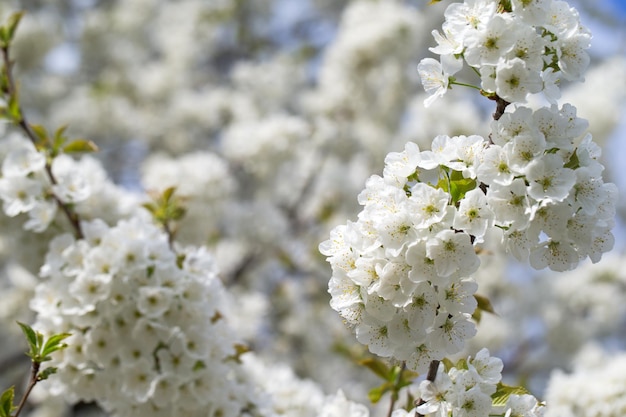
(0, 1, 625, 417)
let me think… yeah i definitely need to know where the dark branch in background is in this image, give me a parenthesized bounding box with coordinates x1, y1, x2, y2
(415, 359, 440, 417)
(486, 94, 511, 145)
(492, 95, 511, 121)
(1, 42, 84, 239)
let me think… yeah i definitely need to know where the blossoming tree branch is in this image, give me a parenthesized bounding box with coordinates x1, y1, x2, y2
(320, 0, 616, 415)
(0, 0, 622, 417)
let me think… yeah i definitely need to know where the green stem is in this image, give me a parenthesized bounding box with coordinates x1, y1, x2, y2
(450, 80, 482, 90)
(386, 362, 407, 417)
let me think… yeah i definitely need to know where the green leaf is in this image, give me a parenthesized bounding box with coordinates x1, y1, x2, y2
(448, 174, 476, 204)
(142, 202, 158, 215)
(405, 391, 416, 411)
(436, 176, 450, 194)
(30, 124, 49, 145)
(36, 332, 44, 353)
(41, 332, 71, 359)
(368, 381, 392, 403)
(491, 382, 531, 406)
(441, 357, 455, 372)
(358, 357, 392, 380)
(8, 94, 21, 122)
(16, 321, 39, 358)
(472, 307, 482, 323)
(162, 186, 176, 202)
(144, 187, 187, 228)
(400, 368, 419, 384)
(38, 367, 58, 381)
(6, 11, 25, 43)
(564, 151, 580, 170)
(475, 294, 497, 315)
(0, 386, 15, 417)
(62, 139, 99, 154)
(455, 357, 468, 370)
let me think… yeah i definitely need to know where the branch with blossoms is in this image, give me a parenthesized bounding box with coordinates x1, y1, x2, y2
(0, 322, 69, 417)
(0, 12, 264, 417)
(320, 0, 616, 416)
(0, 12, 99, 239)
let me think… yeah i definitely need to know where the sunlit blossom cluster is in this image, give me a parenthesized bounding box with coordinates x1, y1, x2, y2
(544, 344, 626, 417)
(0, 0, 624, 416)
(418, 0, 591, 106)
(320, 102, 615, 368)
(320, 136, 484, 373)
(31, 215, 260, 417)
(486, 104, 616, 271)
(0, 135, 86, 232)
(417, 349, 544, 417)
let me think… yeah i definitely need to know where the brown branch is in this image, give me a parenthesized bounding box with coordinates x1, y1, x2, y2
(492, 95, 511, 121)
(13, 361, 40, 417)
(1, 45, 84, 239)
(415, 359, 440, 417)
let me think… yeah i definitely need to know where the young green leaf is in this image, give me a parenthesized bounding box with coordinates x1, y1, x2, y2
(41, 332, 71, 360)
(441, 357, 455, 372)
(448, 170, 477, 205)
(6, 11, 25, 43)
(454, 357, 468, 370)
(475, 294, 497, 315)
(358, 357, 392, 380)
(8, 94, 21, 122)
(0, 386, 15, 417)
(38, 367, 58, 381)
(491, 382, 531, 406)
(162, 186, 176, 202)
(62, 139, 99, 154)
(367, 381, 393, 403)
(16, 322, 39, 358)
(30, 124, 49, 146)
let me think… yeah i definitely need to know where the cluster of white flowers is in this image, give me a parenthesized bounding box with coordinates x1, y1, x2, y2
(487, 104, 616, 271)
(0, 132, 143, 236)
(319, 137, 483, 373)
(418, 0, 591, 106)
(318, 390, 370, 417)
(31, 215, 261, 417)
(141, 151, 236, 245)
(0, 135, 88, 232)
(416, 349, 544, 417)
(304, 0, 422, 155)
(544, 344, 626, 417)
(221, 115, 310, 177)
(320, 107, 615, 369)
(240, 353, 325, 417)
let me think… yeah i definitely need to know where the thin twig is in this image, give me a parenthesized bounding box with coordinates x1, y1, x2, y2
(1, 45, 83, 239)
(492, 95, 510, 121)
(13, 361, 40, 417)
(415, 359, 440, 417)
